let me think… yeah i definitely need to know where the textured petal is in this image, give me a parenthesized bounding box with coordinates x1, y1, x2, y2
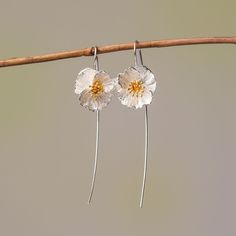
(117, 67, 140, 106)
(87, 98, 98, 112)
(96, 92, 113, 110)
(146, 82, 156, 94)
(94, 71, 115, 93)
(120, 91, 152, 109)
(118, 67, 141, 89)
(75, 68, 98, 95)
(120, 92, 134, 107)
(79, 89, 92, 108)
(85, 92, 112, 111)
(118, 89, 140, 109)
(79, 89, 113, 112)
(135, 65, 157, 94)
(141, 88, 153, 105)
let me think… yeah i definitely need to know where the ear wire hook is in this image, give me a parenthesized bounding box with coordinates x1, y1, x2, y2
(134, 40, 149, 208)
(93, 46, 99, 71)
(134, 40, 143, 66)
(88, 46, 100, 204)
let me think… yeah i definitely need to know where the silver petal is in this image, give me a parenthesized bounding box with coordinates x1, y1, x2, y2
(75, 68, 98, 95)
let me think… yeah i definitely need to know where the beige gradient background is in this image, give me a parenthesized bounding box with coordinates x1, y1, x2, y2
(0, 0, 235, 235)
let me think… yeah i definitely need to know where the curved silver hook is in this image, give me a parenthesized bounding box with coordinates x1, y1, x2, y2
(134, 40, 143, 67)
(93, 46, 99, 70)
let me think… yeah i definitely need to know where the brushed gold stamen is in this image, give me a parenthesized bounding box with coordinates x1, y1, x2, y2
(89, 79, 104, 97)
(128, 80, 144, 97)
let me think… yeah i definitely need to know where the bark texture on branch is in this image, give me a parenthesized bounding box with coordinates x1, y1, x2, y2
(0, 37, 235, 68)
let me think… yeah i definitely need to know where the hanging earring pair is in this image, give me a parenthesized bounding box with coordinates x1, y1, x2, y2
(74, 41, 157, 208)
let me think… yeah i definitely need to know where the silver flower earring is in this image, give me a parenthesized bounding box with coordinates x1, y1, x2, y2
(116, 41, 157, 208)
(75, 47, 115, 204)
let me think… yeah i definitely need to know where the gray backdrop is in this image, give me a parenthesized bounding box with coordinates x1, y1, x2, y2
(0, 0, 235, 235)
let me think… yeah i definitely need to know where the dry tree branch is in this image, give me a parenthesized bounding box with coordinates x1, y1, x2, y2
(0, 37, 235, 68)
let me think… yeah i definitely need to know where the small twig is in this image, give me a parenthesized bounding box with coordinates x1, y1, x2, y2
(0, 37, 235, 68)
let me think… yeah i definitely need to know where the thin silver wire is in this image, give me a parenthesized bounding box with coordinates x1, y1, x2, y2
(140, 105, 148, 208)
(88, 110, 100, 204)
(134, 41, 149, 208)
(88, 46, 100, 204)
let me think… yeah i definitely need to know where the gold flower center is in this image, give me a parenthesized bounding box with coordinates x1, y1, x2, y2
(89, 79, 104, 97)
(128, 80, 144, 97)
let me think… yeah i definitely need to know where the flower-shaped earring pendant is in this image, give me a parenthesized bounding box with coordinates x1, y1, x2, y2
(117, 41, 157, 207)
(75, 47, 115, 204)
